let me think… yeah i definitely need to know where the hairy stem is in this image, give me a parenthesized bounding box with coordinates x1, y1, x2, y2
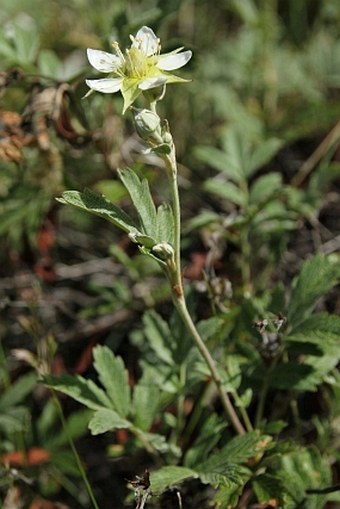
(175, 295, 245, 435)
(162, 146, 245, 436)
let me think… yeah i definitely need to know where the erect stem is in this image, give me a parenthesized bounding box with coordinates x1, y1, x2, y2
(174, 294, 245, 435)
(162, 144, 245, 436)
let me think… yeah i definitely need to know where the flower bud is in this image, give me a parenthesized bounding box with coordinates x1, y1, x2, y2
(132, 108, 163, 144)
(152, 242, 175, 261)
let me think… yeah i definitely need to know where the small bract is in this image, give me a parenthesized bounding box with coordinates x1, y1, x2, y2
(86, 26, 192, 113)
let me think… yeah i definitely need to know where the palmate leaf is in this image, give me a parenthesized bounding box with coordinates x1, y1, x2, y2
(118, 167, 157, 237)
(57, 188, 137, 233)
(93, 346, 131, 417)
(288, 254, 340, 329)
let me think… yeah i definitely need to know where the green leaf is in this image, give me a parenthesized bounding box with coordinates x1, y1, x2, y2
(199, 466, 248, 488)
(57, 189, 137, 233)
(13, 24, 40, 64)
(89, 408, 131, 435)
(220, 129, 249, 181)
(290, 312, 340, 336)
(130, 232, 157, 250)
(203, 179, 246, 206)
(252, 474, 283, 506)
(143, 310, 174, 365)
(51, 450, 81, 477)
(0, 407, 30, 433)
(150, 466, 197, 494)
(288, 255, 340, 328)
(133, 377, 160, 431)
(249, 172, 282, 205)
(286, 328, 340, 355)
(248, 138, 283, 176)
(156, 203, 174, 244)
(185, 414, 227, 468)
(194, 145, 242, 183)
(196, 316, 224, 342)
(213, 483, 243, 508)
(266, 357, 338, 391)
(0, 371, 37, 410)
(0, 34, 17, 60)
(93, 346, 131, 417)
(196, 432, 268, 474)
(138, 430, 180, 455)
(279, 447, 332, 509)
(44, 374, 112, 410)
(118, 167, 157, 236)
(45, 409, 92, 449)
(37, 49, 62, 79)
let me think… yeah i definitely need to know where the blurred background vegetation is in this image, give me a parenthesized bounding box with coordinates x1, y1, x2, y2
(0, 0, 339, 508)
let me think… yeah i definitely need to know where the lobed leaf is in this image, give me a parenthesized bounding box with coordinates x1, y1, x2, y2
(0, 371, 37, 410)
(118, 167, 157, 236)
(194, 145, 243, 183)
(44, 409, 92, 449)
(196, 432, 269, 474)
(132, 380, 160, 432)
(252, 474, 284, 506)
(203, 179, 246, 206)
(288, 255, 340, 328)
(249, 172, 282, 205)
(89, 408, 131, 435)
(93, 346, 131, 417)
(57, 189, 137, 233)
(248, 138, 283, 176)
(143, 310, 174, 365)
(44, 374, 112, 410)
(150, 466, 197, 494)
(156, 203, 175, 244)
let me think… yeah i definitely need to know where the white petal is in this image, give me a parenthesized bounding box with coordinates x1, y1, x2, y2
(157, 50, 192, 71)
(132, 26, 159, 56)
(138, 76, 167, 90)
(85, 78, 123, 93)
(87, 48, 122, 73)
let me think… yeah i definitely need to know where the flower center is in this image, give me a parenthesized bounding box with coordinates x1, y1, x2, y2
(123, 47, 158, 80)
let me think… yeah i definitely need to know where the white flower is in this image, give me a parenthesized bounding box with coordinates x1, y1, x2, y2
(86, 26, 192, 113)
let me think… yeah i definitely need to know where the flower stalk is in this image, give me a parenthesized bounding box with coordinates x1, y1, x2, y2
(161, 138, 246, 436)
